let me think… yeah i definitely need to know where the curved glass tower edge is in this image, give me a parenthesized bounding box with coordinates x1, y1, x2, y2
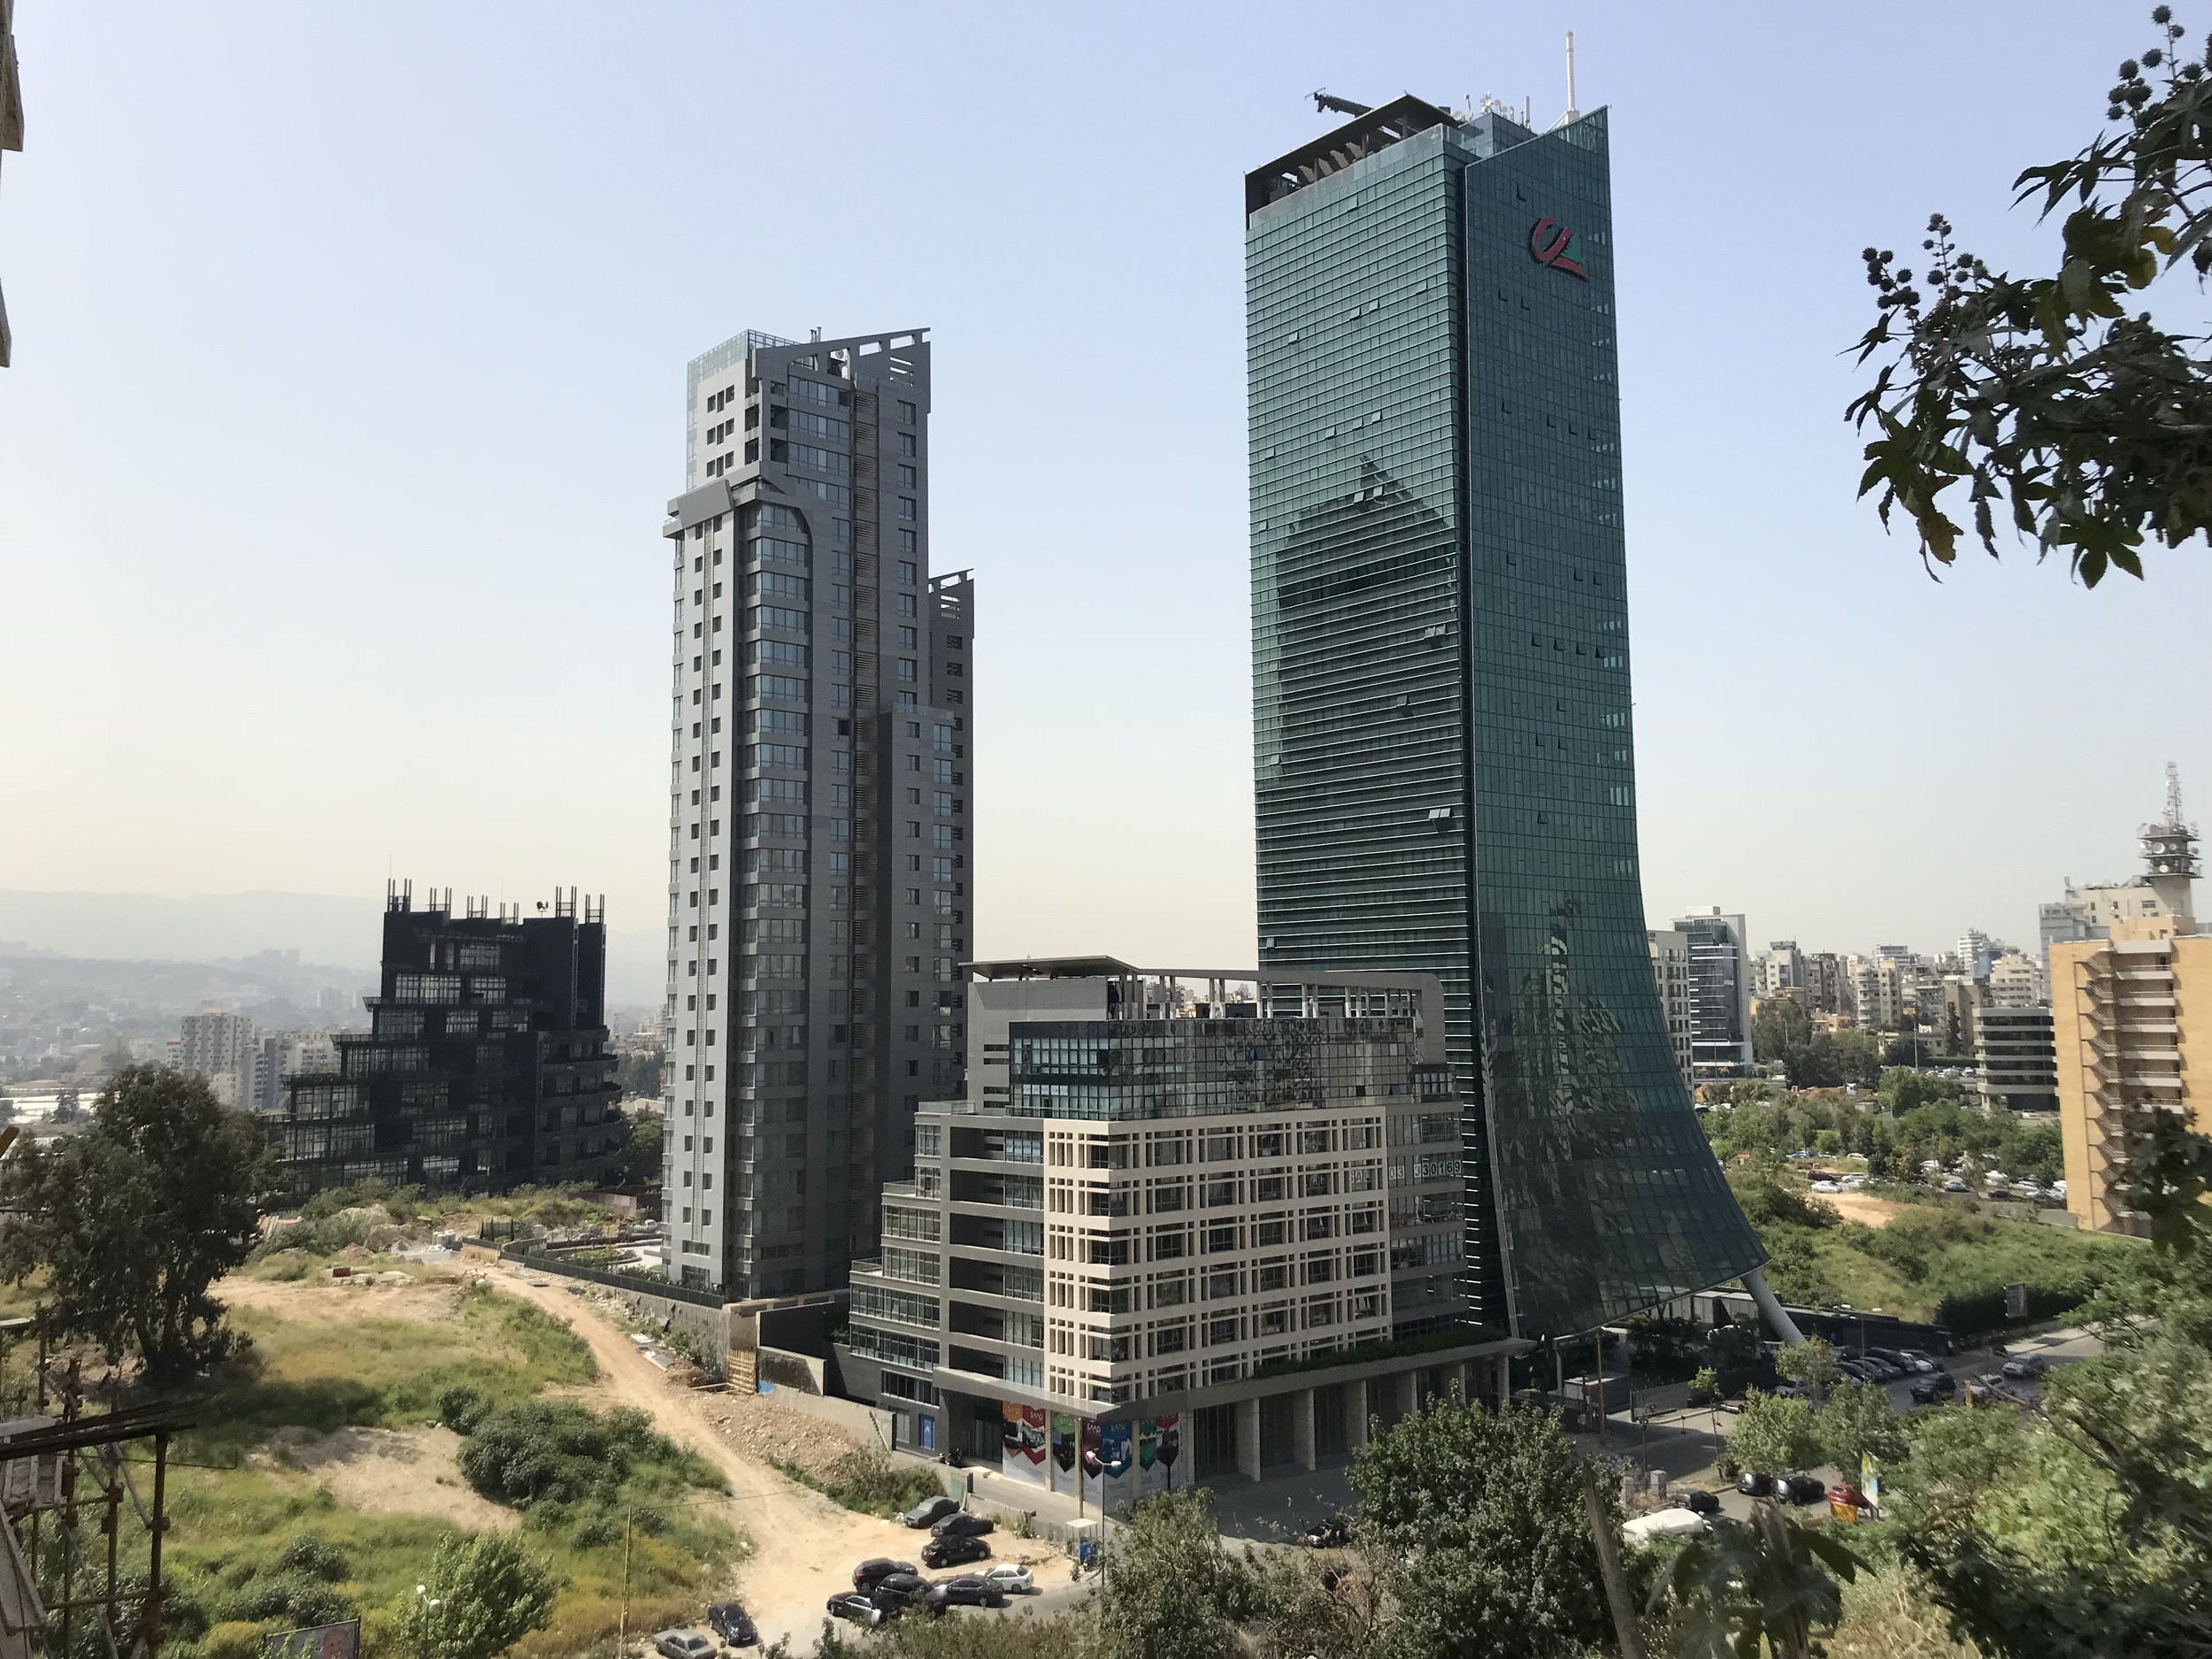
(1247, 98, 1766, 1338)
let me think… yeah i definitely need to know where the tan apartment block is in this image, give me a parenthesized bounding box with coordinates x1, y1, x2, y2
(2053, 916, 2212, 1233)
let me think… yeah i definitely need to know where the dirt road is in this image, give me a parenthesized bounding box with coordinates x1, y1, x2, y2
(486, 1265, 1073, 1649)
(219, 1263, 1071, 1647)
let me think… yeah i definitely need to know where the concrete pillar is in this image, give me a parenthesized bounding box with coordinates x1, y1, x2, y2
(1495, 1354, 1511, 1409)
(1293, 1387, 1317, 1471)
(1395, 1368, 1419, 1421)
(1347, 1379, 1371, 1450)
(1236, 1395, 1263, 1482)
(1454, 1360, 1473, 1403)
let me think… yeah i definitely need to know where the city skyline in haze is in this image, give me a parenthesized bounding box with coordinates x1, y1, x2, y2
(2, 2, 2204, 978)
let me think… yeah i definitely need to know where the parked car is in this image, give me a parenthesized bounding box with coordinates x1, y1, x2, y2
(653, 1632, 716, 1659)
(1909, 1371, 1957, 1404)
(2001, 1355, 2048, 1381)
(1832, 1358, 1878, 1384)
(826, 1593, 887, 1627)
(901, 1494, 963, 1529)
(923, 1533, 993, 1569)
(1943, 1178, 1968, 1193)
(706, 1602, 758, 1647)
(1718, 1398, 1747, 1416)
(931, 1512, 995, 1539)
(1780, 1474, 1827, 1505)
(853, 1559, 918, 1593)
(1297, 1514, 1351, 1549)
(926, 1576, 1010, 1614)
(1736, 1471, 1774, 1497)
(872, 1573, 928, 1611)
(1678, 1488, 1721, 1517)
(979, 1563, 1035, 1596)
(1897, 1348, 1944, 1369)
(1770, 1381, 1807, 1401)
(1809, 1179, 1840, 1194)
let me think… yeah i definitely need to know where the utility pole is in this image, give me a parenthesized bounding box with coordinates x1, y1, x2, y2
(618, 1509, 632, 1658)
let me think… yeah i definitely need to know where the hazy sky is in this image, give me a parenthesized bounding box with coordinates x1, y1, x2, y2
(4, 0, 2205, 972)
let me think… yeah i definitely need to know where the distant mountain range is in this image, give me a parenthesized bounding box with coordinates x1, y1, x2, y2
(0, 889, 665, 1012)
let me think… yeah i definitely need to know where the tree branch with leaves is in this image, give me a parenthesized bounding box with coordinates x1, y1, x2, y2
(1850, 6, 2212, 587)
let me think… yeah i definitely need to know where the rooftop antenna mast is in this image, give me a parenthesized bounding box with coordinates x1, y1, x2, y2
(1563, 30, 1580, 124)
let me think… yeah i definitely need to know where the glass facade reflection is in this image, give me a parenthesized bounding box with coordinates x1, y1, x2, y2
(1247, 101, 1765, 1337)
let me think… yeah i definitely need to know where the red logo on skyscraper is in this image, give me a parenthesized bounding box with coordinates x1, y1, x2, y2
(1529, 217, 1588, 280)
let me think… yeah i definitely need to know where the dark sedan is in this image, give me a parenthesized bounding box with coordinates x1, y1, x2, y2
(852, 1558, 917, 1593)
(922, 1533, 993, 1570)
(1779, 1473, 1826, 1505)
(901, 1494, 962, 1529)
(706, 1602, 757, 1647)
(924, 1576, 1010, 1615)
(930, 1512, 995, 1539)
(1735, 1471, 1774, 1497)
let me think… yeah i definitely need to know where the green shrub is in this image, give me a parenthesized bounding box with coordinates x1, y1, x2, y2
(451, 1399, 722, 1512)
(277, 1532, 348, 1582)
(439, 1384, 490, 1433)
(771, 1449, 945, 1518)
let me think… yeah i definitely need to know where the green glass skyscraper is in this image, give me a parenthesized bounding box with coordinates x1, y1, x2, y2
(1247, 96, 1770, 1339)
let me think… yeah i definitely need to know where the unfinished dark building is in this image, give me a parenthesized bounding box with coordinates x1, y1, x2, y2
(270, 883, 625, 1198)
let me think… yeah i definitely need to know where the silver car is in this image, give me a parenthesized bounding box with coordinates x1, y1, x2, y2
(653, 1632, 716, 1659)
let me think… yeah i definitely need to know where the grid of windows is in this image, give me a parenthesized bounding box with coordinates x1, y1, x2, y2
(1247, 108, 1763, 1337)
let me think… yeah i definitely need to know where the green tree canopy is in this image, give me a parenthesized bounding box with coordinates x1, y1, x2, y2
(1775, 1335, 1840, 1401)
(1719, 1393, 1824, 1481)
(392, 1532, 557, 1659)
(1348, 1399, 1617, 1659)
(1851, 7, 2212, 586)
(0, 1065, 282, 1384)
(1097, 1488, 1255, 1659)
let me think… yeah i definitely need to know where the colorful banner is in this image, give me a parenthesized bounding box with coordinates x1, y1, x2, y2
(1157, 1416, 1182, 1490)
(1050, 1412, 1081, 1496)
(1002, 1402, 1048, 1486)
(1082, 1418, 1133, 1509)
(1136, 1415, 1179, 1496)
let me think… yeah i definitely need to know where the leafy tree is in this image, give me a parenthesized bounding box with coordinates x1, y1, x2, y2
(1818, 1380, 1908, 1478)
(1348, 1398, 1618, 1659)
(1775, 1335, 1840, 1402)
(392, 1532, 557, 1659)
(1097, 1488, 1255, 1659)
(0, 1065, 281, 1384)
(616, 1048, 664, 1101)
(1751, 996, 1815, 1068)
(1877, 1067, 1956, 1116)
(1893, 1119, 2212, 1654)
(1828, 1030, 1886, 1091)
(1851, 6, 2212, 586)
(1718, 1393, 1824, 1481)
(1650, 1502, 1863, 1659)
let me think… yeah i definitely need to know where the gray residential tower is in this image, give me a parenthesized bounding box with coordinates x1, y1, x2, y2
(660, 328, 975, 1298)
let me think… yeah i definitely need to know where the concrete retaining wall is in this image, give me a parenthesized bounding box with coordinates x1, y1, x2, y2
(764, 1388, 899, 1452)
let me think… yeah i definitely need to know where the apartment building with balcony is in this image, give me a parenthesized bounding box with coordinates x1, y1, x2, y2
(838, 959, 1525, 1488)
(2054, 914, 2212, 1233)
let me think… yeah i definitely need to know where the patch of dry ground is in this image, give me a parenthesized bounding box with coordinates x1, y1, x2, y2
(1827, 1191, 1911, 1228)
(253, 1425, 516, 1531)
(701, 1394, 869, 1481)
